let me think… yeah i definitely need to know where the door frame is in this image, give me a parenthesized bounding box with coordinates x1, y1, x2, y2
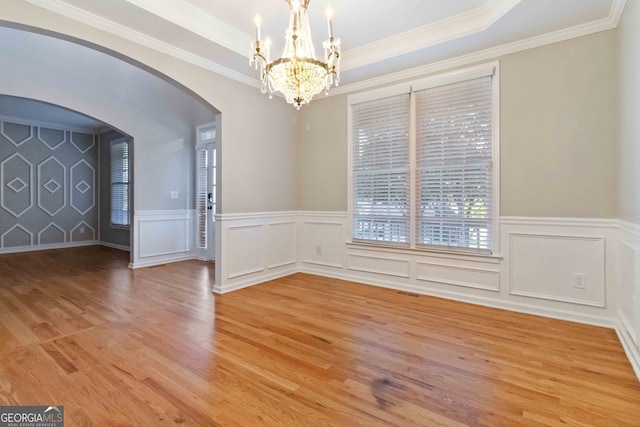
(195, 122, 216, 262)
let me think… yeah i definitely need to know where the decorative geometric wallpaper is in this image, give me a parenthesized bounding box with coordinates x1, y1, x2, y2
(0, 120, 98, 249)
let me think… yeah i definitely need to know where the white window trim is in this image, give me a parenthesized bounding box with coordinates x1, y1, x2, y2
(347, 61, 501, 257)
(110, 136, 131, 229)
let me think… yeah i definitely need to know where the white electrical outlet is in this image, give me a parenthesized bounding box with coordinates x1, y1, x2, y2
(170, 191, 179, 199)
(316, 245, 322, 256)
(572, 272, 586, 289)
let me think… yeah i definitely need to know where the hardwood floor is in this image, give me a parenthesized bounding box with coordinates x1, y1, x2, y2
(0, 247, 638, 426)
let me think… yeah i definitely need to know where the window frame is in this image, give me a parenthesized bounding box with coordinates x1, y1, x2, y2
(109, 137, 131, 229)
(347, 62, 501, 257)
(195, 122, 217, 261)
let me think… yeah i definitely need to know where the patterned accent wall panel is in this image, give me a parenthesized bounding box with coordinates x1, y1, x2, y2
(1, 153, 32, 217)
(0, 120, 98, 249)
(38, 157, 66, 216)
(70, 159, 95, 215)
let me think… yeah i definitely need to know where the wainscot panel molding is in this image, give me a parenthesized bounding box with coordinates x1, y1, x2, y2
(415, 261, 500, 292)
(348, 252, 411, 278)
(616, 219, 640, 381)
(298, 212, 618, 329)
(508, 233, 606, 307)
(299, 213, 346, 269)
(214, 211, 299, 294)
(130, 210, 195, 269)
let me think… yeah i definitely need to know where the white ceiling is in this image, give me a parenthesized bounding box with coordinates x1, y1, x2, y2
(24, 0, 626, 94)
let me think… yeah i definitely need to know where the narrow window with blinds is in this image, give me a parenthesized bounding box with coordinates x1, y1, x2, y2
(110, 140, 130, 227)
(196, 148, 208, 249)
(416, 76, 493, 252)
(349, 63, 498, 253)
(351, 93, 411, 244)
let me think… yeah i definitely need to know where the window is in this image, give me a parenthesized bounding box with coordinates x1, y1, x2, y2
(349, 63, 499, 254)
(110, 140, 130, 227)
(195, 145, 216, 250)
(351, 93, 411, 244)
(196, 148, 208, 249)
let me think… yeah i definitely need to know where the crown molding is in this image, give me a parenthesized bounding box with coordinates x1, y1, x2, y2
(341, 0, 522, 72)
(21, 0, 627, 99)
(23, 0, 260, 89)
(610, 0, 629, 24)
(122, 0, 252, 57)
(330, 0, 627, 97)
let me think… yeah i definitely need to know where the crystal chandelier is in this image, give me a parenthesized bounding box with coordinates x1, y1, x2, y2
(250, 0, 341, 109)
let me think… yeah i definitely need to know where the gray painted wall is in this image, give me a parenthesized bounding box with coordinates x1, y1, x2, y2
(99, 129, 130, 249)
(0, 119, 98, 249)
(297, 30, 618, 218)
(0, 3, 297, 215)
(618, 0, 639, 224)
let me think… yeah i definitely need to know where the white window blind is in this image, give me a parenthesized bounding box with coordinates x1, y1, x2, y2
(110, 141, 130, 226)
(210, 147, 217, 222)
(415, 76, 493, 251)
(351, 93, 411, 243)
(349, 64, 498, 253)
(196, 148, 208, 249)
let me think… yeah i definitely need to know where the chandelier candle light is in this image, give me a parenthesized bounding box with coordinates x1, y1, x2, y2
(250, 0, 341, 109)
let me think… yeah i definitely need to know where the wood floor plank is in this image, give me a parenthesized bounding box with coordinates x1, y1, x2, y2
(0, 246, 638, 426)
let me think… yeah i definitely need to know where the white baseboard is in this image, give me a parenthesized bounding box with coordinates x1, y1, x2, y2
(129, 253, 195, 269)
(616, 311, 640, 382)
(99, 241, 130, 252)
(0, 240, 99, 255)
(214, 266, 298, 294)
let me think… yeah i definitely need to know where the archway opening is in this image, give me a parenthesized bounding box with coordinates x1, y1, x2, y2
(0, 24, 220, 280)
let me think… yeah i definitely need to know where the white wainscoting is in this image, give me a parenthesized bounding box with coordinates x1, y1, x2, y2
(214, 211, 298, 294)
(348, 252, 411, 278)
(500, 218, 617, 326)
(617, 220, 640, 380)
(298, 212, 618, 328)
(299, 212, 346, 269)
(416, 260, 500, 292)
(130, 210, 195, 269)
(508, 233, 605, 307)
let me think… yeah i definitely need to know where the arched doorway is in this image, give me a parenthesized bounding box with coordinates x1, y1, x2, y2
(0, 24, 220, 278)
